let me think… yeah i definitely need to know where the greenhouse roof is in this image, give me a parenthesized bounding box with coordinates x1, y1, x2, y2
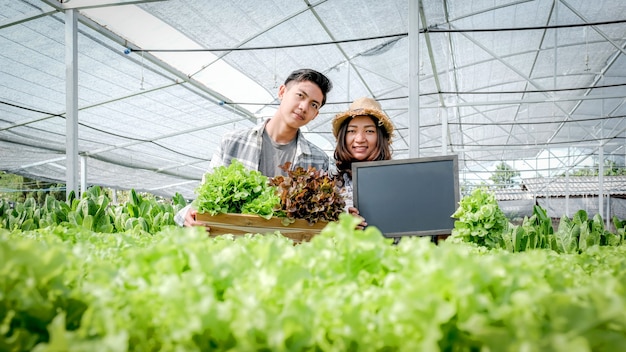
(1, 0, 626, 200)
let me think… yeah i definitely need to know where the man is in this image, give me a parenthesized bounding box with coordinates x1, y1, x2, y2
(176, 68, 333, 227)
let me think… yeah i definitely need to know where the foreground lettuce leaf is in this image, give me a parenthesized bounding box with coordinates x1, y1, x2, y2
(1, 215, 626, 351)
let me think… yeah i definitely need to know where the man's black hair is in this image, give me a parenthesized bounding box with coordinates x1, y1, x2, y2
(284, 68, 332, 107)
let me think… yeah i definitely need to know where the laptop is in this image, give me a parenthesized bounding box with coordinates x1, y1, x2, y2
(352, 154, 460, 238)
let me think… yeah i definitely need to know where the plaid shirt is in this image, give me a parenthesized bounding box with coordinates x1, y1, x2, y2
(339, 172, 353, 211)
(208, 119, 329, 177)
(175, 119, 330, 225)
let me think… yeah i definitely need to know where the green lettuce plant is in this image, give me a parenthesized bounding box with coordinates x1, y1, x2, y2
(192, 160, 280, 219)
(450, 188, 508, 248)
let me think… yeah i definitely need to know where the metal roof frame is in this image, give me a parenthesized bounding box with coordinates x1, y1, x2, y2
(1, 0, 625, 203)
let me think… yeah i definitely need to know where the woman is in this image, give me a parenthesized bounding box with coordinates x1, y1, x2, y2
(332, 97, 394, 226)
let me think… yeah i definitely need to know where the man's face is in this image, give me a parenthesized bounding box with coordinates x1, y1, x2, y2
(277, 80, 324, 129)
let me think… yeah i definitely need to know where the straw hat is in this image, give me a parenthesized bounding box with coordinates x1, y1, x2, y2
(332, 97, 394, 139)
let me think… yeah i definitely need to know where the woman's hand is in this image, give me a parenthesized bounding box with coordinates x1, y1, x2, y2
(347, 207, 367, 230)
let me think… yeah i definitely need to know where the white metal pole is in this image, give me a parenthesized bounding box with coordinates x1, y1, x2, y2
(606, 194, 610, 228)
(565, 147, 570, 217)
(408, 0, 420, 157)
(65, 9, 79, 200)
(442, 108, 448, 155)
(80, 155, 87, 197)
(599, 145, 604, 219)
(599, 101, 604, 220)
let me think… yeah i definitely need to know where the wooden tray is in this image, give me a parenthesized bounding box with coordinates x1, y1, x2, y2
(195, 212, 328, 242)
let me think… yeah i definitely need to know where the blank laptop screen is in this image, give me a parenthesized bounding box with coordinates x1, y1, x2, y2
(352, 155, 460, 238)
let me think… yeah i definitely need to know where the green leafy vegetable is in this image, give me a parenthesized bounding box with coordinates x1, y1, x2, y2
(192, 159, 280, 219)
(3, 215, 626, 351)
(450, 188, 508, 247)
(269, 162, 345, 224)
(451, 189, 625, 253)
(0, 186, 183, 233)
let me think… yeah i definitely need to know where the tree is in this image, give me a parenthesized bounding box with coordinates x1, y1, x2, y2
(490, 162, 520, 188)
(570, 160, 626, 176)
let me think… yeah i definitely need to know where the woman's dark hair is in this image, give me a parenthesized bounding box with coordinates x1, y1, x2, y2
(333, 116, 392, 179)
(284, 69, 332, 107)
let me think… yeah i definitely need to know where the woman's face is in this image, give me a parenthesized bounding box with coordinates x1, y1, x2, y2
(345, 115, 379, 161)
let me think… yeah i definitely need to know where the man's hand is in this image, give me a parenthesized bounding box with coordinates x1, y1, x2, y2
(184, 208, 211, 232)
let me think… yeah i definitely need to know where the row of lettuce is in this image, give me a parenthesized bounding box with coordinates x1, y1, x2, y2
(1, 187, 626, 351)
(0, 186, 186, 234)
(2, 214, 626, 351)
(451, 188, 625, 253)
(3, 185, 624, 254)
